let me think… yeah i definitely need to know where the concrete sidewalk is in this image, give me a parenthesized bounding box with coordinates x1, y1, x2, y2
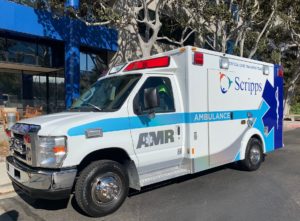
(0, 160, 14, 196)
(283, 120, 300, 131)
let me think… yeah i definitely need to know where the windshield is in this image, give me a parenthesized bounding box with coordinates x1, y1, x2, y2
(71, 74, 141, 112)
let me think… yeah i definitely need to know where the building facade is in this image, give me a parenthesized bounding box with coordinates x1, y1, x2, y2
(0, 0, 118, 112)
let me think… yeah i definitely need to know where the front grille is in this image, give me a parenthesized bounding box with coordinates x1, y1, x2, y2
(13, 133, 24, 141)
(14, 150, 26, 160)
(10, 123, 41, 166)
(10, 134, 28, 162)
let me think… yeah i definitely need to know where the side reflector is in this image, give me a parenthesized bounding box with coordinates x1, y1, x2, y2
(194, 52, 204, 65)
(124, 56, 170, 72)
(278, 67, 284, 77)
(192, 148, 195, 155)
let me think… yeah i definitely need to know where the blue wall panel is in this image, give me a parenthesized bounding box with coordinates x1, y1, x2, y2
(0, 0, 118, 52)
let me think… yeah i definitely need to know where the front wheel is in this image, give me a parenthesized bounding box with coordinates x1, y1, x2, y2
(75, 160, 129, 217)
(240, 138, 263, 171)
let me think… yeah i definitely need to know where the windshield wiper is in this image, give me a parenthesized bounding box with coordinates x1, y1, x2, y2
(71, 98, 102, 112)
(83, 102, 102, 112)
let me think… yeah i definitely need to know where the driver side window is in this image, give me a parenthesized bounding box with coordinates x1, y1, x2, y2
(134, 76, 175, 114)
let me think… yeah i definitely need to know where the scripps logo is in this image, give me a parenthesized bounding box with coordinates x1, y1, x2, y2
(220, 73, 233, 94)
(219, 73, 263, 95)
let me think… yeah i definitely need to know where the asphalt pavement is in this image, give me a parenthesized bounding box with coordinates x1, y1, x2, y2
(0, 129, 300, 221)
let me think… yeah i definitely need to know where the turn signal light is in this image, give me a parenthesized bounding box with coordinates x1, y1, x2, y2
(53, 146, 67, 154)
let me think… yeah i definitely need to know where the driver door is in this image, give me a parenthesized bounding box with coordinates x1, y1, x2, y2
(128, 75, 185, 174)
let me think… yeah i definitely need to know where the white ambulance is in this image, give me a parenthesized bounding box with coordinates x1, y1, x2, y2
(6, 46, 284, 217)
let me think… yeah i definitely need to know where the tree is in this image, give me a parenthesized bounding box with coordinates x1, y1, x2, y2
(274, 0, 300, 115)
(66, 0, 170, 61)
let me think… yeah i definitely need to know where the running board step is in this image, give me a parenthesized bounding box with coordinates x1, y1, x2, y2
(139, 167, 190, 187)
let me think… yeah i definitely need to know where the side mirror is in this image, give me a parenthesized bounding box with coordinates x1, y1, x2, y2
(144, 87, 160, 110)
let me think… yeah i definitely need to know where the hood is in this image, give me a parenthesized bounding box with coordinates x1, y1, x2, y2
(18, 111, 112, 136)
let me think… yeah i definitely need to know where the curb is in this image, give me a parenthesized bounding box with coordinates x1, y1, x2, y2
(283, 121, 300, 131)
(0, 183, 14, 195)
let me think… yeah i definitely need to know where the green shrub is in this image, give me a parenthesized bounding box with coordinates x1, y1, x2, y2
(291, 103, 300, 114)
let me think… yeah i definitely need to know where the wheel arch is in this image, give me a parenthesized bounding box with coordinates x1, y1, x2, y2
(77, 147, 140, 190)
(239, 128, 265, 161)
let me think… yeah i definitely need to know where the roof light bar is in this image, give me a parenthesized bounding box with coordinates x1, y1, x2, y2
(124, 56, 170, 72)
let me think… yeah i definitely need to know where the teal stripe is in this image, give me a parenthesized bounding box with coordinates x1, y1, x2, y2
(68, 110, 257, 136)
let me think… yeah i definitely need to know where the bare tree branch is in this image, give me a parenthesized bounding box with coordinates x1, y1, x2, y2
(248, 1, 276, 58)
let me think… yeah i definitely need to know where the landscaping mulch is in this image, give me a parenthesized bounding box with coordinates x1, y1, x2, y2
(0, 140, 9, 159)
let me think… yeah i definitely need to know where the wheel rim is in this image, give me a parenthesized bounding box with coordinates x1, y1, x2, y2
(91, 173, 122, 205)
(250, 146, 261, 165)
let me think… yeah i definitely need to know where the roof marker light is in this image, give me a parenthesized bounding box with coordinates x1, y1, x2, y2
(124, 56, 170, 72)
(220, 57, 229, 69)
(263, 65, 270, 75)
(194, 52, 204, 65)
(109, 63, 126, 75)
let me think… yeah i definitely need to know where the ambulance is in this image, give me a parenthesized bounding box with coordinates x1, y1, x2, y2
(6, 46, 284, 217)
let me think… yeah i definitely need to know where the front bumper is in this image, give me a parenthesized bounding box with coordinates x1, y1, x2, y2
(6, 156, 77, 200)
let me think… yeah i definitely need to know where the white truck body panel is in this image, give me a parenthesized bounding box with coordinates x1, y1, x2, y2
(12, 46, 284, 187)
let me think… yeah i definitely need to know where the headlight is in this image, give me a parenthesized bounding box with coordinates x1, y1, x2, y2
(38, 136, 67, 168)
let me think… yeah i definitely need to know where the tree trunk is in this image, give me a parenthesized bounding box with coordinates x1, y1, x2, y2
(239, 31, 245, 57)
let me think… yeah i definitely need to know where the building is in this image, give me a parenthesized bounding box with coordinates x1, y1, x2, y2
(0, 0, 118, 113)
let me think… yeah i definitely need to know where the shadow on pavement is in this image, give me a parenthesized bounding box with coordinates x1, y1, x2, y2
(12, 183, 69, 211)
(128, 163, 239, 197)
(10, 161, 248, 217)
(0, 210, 19, 221)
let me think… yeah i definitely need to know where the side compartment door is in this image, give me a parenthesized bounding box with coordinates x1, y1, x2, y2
(128, 75, 185, 174)
(207, 68, 261, 167)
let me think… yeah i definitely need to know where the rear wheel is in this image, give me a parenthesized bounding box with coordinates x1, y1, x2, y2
(240, 138, 263, 171)
(75, 160, 129, 217)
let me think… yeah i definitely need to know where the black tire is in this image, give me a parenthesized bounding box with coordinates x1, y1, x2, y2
(240, 138, 263, 171)
(75, 160, 129, 217)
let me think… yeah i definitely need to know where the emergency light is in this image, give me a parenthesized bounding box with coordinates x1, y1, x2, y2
(194, 52, 204, 65)
(124, 56, 170, 72)
(278, 67, 284, 77)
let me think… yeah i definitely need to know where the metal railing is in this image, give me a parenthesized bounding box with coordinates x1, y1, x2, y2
(1, 99, 66, 116)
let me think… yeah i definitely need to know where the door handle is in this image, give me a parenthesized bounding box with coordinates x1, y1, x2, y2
(177, 125, 180, 135)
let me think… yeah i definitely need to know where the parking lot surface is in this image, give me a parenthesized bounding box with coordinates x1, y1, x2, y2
(0, 129, 300, 221)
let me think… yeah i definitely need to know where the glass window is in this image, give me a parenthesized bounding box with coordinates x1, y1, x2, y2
(72, 74, 141, 112)
(0, 37, 6, 61)
(80, 51, 108, 93)
(38, 44, 52, 67)
(134, 77, 175, 114)
(7, 39, 36, 65)
(0, 37, 6, 51)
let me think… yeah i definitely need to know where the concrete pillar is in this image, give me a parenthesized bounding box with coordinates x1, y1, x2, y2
(65, 0, 80, 109)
